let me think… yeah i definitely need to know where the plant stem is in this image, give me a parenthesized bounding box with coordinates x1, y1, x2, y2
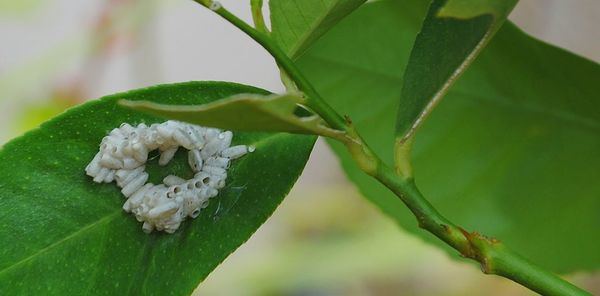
(192, 2, 591, 295)
(192, 0, 348, 131)
(375, 164, 589, 296)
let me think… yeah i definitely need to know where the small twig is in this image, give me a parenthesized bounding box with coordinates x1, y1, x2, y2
(250, 0, 269, 33)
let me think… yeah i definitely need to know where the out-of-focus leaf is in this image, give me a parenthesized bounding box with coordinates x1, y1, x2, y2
(0, 81, 315, 294)
(0, 0, 43, 15)
(121, 93, 336, 135)
(395, 0, 517, 149)
(0, 38, 88, 104)
(16, 97, 75, 133)
(269, 0, 366, 59)
(298, 0, 600, 272)
(0, 0, 156, 104)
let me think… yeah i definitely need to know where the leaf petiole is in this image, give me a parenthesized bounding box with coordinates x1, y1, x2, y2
(250, 0, 269, 33)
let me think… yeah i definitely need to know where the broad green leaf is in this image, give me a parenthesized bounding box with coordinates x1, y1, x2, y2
(0, 81, 316, 294)
(395, 0, 517, 149)
(298, 0, 600, 272)
(269, 0, 366, 59)
(121, 93, 337, 135)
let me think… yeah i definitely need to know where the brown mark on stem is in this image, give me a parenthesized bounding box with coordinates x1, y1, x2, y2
(344, 115, 353, 125)
(456, 227, 501, 274)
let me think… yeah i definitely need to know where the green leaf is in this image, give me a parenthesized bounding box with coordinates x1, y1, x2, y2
(121, 92, 338, 135)
(298, 0, 600, 272)
(269, 0, 366, 59)
(0, 0, 42, 15)
(437, 0, 516, 19)
(0, 81, 316, 294)
(395, 0, 517, 152)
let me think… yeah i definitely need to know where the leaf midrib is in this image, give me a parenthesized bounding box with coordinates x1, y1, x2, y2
(0, 211, 121, 277)
(0, 133, 293, 278)
(451, 88, 600, 132)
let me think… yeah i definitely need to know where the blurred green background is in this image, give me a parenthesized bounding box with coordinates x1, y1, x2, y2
(1, 0, 599, 295)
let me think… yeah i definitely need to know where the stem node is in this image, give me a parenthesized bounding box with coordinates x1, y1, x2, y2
(346, 140, 378, 176)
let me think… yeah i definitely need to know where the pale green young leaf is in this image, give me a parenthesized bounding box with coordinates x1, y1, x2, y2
(395, 0, 517, 171)
(298, 0, 600, 272)
(121, 93, 339, 136)
(0, 81, 315, 294)
(269, 0, 366, 59)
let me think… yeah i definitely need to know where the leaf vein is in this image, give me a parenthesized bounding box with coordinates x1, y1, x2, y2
(0, 211, 120, 277)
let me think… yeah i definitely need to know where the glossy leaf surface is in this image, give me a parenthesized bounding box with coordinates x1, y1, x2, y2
(0, 81, 316, 294)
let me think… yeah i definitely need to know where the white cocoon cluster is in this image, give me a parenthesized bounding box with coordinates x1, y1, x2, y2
(85, 120, 254, 234)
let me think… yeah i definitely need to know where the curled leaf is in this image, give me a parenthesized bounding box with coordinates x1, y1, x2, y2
(121, 93, 343, 137)
(394, 0, 517, 174)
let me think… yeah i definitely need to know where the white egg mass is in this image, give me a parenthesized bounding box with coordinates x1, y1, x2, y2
(85, 120, 254, 234)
